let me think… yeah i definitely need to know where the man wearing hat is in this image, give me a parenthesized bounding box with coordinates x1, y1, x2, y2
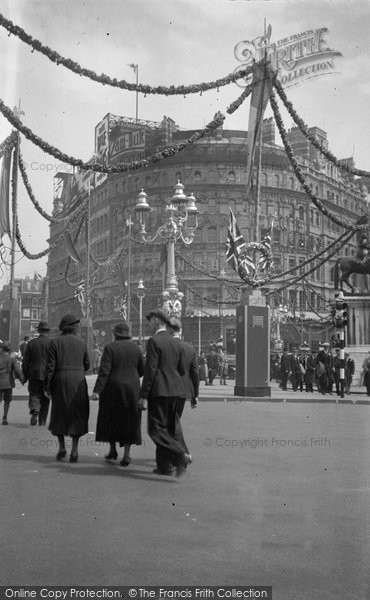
(22, 321, 52, 426)
(139, 308, 191, 477)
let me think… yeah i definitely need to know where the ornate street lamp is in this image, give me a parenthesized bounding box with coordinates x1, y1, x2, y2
(135, 181, 198, 317)
(272, 303, 288, 352)
(136, 279, 145, 348)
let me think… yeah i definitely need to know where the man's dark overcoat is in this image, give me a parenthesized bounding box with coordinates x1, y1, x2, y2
(94, 339, 145, 446)
(46, 333, 90, 436)
(22, 335, 51, 382)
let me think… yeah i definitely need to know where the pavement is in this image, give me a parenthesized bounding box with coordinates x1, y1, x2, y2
(10, 376, 370, 404)
(1, 382, 370, 599)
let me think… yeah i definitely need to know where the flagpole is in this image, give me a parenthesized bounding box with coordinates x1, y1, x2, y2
(135, 65, 139, 122)
(85, 182, 92, 369)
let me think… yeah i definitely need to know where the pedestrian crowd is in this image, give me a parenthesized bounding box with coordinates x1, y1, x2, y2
(0, 310, 199, 477)
(198, 345, 229, 386)
(271, 343, 368, 396)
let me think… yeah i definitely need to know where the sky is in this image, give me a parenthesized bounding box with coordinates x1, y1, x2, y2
(0, 0, 369, 283)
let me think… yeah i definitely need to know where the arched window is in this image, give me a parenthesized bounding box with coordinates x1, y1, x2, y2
(194, 170, 202, 182)
(228, 170, 236, 182)
(289, 177, 295, 189)
(298, 206, 304, 221)
(274, 174, 280, 187)
(262, 173, 268, 186)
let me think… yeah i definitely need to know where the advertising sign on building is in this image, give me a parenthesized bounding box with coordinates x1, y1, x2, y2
(109, 126, 146, 164)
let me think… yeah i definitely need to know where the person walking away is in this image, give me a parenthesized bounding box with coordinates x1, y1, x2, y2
(22, 321, 52, 426)
(361, 351, 370, 396)
(92, 322, 144, 466)
(0, 341, 25, 424)
(167, 317, 199, 465)
(19, 336, 29, 359)
(344, 352, 355, 395)
(46, 314, 90, 462)
(139, 309, 190, 477)
(167, 317, 199, 415)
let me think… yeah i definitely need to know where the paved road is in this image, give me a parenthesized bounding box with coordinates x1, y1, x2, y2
(1, 395, 370, 599)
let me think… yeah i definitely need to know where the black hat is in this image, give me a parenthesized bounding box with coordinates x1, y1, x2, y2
(168, 316, 182, 331)
(35, 320, 50, 332)
(59, 313, 80, 331)
(146, 308, 171, 325)
(112, 322, 131, 338)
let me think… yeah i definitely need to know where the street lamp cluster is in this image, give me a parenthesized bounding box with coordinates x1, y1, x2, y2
(134, 181, 198, 317)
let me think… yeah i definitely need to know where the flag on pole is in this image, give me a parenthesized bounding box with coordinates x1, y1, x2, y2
(226, 210, 255, 277)
(0, 149, 12, 241)
(128, 63, 138, 74)
(257, 224, 273, 271)
(245, 59, 275, 193)
(64, 231, 83, 263)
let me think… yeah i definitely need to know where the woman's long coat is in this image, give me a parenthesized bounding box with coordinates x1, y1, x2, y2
(93, 339, 145, 446)
(46, 333, 90, 436)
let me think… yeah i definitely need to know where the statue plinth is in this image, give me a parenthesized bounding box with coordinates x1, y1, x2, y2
(234, 288, 271, 397)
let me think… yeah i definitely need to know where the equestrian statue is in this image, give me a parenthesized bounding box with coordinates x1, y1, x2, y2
(334, 216, 370, 293)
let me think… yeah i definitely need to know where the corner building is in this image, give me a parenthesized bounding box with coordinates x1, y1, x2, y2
(47, 114, 369, 352)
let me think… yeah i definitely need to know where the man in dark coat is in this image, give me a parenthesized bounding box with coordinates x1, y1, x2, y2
(22, 321, 52, 426)
(92, 322, 145, 466)
(46, 314, 90, 462)
(280, 349, 291, 391)
(167, 316, 199, 414)
(139, 308, 190, 477)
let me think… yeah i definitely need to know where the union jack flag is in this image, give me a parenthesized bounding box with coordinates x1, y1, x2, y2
(226, 210, 254, 276)
(258, 224, 273, 272)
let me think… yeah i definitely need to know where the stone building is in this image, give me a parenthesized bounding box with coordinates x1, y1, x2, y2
(46, 114, 368, 353)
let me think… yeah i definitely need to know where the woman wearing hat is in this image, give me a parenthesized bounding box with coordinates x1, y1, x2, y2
(46, 314, 90, 462)
(92, 322, 145, 466)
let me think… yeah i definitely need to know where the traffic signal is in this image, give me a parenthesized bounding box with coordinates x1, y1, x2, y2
(335, 295, 348, 329)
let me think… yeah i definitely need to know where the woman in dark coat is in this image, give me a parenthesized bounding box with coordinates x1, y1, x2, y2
(46, 314, 90, 462)
(92, 322, 145, 466)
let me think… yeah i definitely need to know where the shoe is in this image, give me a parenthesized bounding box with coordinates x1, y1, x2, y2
(105, 450, 118, 460)
(152, 468, 174, 476)
(69, 452, 78, 463)
(176, 453, 192, 478)
(120, 457, 131, 466)
(2, 418, 8, 425)
(30, 413, 38, 426)
(56, 449, 67, 461)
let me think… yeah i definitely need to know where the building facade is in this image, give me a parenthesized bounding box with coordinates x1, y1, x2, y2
(46, 115, 369, 353)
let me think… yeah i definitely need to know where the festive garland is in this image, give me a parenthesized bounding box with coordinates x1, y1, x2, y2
(0, 13, 251, 96)
(270, 89, 369, 233)
(268, 228, 355, 295)
(18, 150, 88, 224)
(11, 142, 50, 259)
(273, 79, 370, 179)
(0, 98, 226, 173)
(0, 130, 17, 158)
(268, 229, 354, 282)
(226, 84, 252, 114)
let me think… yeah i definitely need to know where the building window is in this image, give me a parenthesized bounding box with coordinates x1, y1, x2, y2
(194, 171, 202, 182)
(274, 174, 280, 187)
(22, 308, 31, 318)
(207, 227, 217, 244)
(228, 170, 235, 183)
